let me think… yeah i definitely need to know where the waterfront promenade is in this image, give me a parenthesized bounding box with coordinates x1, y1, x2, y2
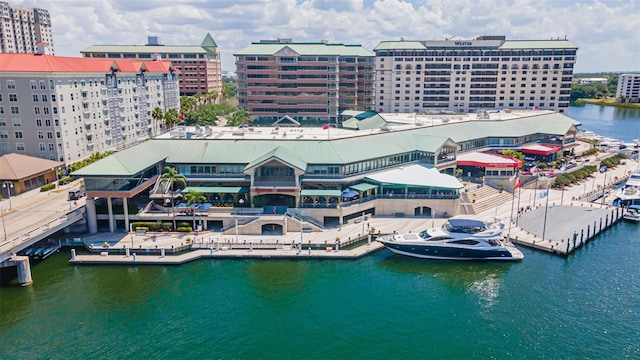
(67, 156, 639, 264)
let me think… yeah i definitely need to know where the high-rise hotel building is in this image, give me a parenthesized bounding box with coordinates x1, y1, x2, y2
(0, 51, 179, 164)
(374, 36, 577, 114)
(82, 34, 222, 97)
(0, 1, 54, 54)
(235, 39, 375, 124)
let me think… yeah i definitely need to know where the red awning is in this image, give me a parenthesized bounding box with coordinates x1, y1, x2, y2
(520, 144, 562, 156)
(457, 153, 522, 168)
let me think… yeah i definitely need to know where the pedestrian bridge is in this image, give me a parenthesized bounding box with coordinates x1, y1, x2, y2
(0, 207, 86, 264)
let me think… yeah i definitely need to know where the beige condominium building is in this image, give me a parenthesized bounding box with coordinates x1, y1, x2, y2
(374, 35, 578, 114)
(0, 1, 54, 54)
(81, 34, 222, 97)
(0, 49, 179, 164)
(234, 39, 375, 125)
(616, 74, 640, 103)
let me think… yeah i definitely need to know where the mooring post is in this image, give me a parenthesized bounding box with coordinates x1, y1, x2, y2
(586, 225, 590, 240)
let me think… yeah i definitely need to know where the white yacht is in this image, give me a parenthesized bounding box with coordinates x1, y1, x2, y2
(377, 219, 524, 261)
(613, 171, 640, 207)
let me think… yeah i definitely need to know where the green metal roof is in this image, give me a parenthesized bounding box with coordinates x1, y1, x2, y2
(373, 41, 426, 51)
(182, 186, 248, 194)
(73, 113, 580, 177)
(201, 33, 218, 48)
(244, 146, 307, 171)
(349, 183, 378, 192)
(500, 40, 578, 49)
(71, 145, 165, 176)
(234, 42, 374, 57)
(300, 189, 341, 197)
(81, 45, 208, 54)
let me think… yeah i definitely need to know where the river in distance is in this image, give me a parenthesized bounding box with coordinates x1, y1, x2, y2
(1, 104, 639, 359)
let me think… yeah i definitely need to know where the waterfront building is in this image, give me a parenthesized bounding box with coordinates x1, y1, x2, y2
(72, 110, 579, 234)
(234, 39, 375, 125)
(81, 34, 223, 97)
(0, 1, 54, 55)
(373, 35, 577, 114)
(615, 73, 640, 103)
(0, 152, 61, 195)
(0, 51, 179, 163)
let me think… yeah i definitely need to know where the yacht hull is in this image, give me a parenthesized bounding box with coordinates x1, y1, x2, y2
(381, 241, 523, 261)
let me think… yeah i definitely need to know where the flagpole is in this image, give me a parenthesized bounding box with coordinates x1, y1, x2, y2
(507, 180, 516, 242)
(600, 167, 607, 208)
(542, 182, 551, 242)
(516, 179, 522, 226)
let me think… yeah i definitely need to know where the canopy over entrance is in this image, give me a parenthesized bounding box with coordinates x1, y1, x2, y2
(457, 152, 522, 168)
(520, 144, 562, 156)
(366, 164, 463, 189)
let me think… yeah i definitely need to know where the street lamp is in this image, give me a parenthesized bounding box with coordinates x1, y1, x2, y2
(1, 207, 7, 242)
(2, 181, 13, 210)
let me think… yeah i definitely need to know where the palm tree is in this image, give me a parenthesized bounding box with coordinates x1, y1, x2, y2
(164, 109, 179, 129)
(228, 108, 252, 127)
(160, 166, 187, 230)
(151, 107, 163, 134)
(183, 190, 206, 230)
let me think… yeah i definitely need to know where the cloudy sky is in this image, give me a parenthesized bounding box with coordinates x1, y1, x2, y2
(13, 0, 640, 73)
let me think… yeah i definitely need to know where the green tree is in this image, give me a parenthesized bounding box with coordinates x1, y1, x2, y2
(227, 108, 252, 126)
(501, 149, 525, 162)
(151, 107, 164, 132)
(160, 166, 187, 230)
(183, 190, 206, 230)
(164, 108, 179, 129)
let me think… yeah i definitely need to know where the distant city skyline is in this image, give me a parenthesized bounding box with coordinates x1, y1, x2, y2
(9, 0, 640, 73)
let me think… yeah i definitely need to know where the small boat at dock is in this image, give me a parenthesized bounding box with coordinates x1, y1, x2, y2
(623, 205, 640, 222)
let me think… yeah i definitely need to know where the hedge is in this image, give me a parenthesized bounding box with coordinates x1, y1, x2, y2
(58, 176, 74, 185)
(40, 183, 56, 192)
(130, 222, 173, 232)
(176, 227, 193, 232)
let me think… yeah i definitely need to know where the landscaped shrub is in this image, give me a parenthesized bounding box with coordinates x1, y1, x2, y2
(176, 226, 193, 232)
(40, 183, 56, 192)
(176, 222, 190, 228)
(135, 227, 149, 232)
(58, 176, 74, 185)
(131, 222, 168, 231)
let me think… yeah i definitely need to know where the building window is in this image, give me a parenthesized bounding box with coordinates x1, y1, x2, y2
(16, 142, 25, 151)
(9, 94, 17, 102)
(12, 118, 21, 126)
(14, 131, 23, 139)
(10, 107, 19, 115)
(6, 80, 16, 89)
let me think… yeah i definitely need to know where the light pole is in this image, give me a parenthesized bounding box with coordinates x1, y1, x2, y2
(2, 181, 13, 210)
(1, 207, 7, 242)
(129, 222, 134, 248)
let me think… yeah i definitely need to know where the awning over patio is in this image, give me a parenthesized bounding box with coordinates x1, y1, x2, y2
(300, 189, 341, 197)
(349, 183, 378, 192)
(182, 186, 249, 194)
(520, 144, 562, 156)
(457, 152, 523, 168)
(366, 164, 463, 189)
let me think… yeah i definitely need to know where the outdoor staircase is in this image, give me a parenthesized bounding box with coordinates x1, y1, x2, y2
(462, 186, 515, 215)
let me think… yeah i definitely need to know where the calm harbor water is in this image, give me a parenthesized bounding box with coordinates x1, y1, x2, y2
(568, 104, 640, 142)
(1, 104, 639, 359)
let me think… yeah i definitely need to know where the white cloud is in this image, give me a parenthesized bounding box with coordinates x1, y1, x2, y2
(12, 0, 640, 72)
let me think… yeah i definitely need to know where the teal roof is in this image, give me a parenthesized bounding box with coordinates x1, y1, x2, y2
(73, 113, 580, 177)
(71, 147, 165, 176)
(201, 33, 218, 48)
(235, 42, 374, 57)
(244, 146, 307, 171)
(374, 41, 426, 51)
(81, 45, 207, 54)
(300, 189, 341, 197)
(350, 183, 378, 192)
